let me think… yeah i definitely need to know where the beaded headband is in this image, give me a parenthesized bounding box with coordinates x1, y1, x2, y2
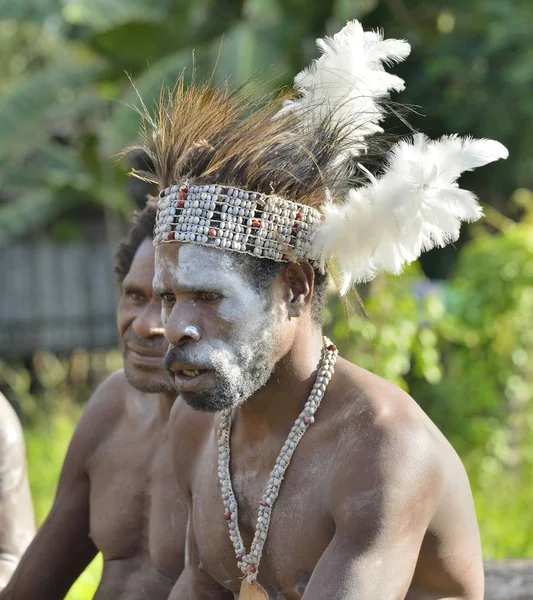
(154, 183, 323, 263)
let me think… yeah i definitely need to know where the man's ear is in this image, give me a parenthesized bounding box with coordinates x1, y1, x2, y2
(282, 261, 315, 318)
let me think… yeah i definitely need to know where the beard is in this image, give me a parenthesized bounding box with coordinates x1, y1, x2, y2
(164, 334, 277, 412)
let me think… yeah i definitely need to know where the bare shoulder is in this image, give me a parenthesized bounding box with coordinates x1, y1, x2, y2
(67, 370, 132, 462)
(328, 358, 467, 507)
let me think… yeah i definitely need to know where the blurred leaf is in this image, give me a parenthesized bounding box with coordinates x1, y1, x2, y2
(0, 190, 61, 246)
(103, 48, 197, 154)
(0, 0, 63, 23)
(0, 63, 105, 163)
(62, 0, 168, 31)
(1, 144, 88, 193)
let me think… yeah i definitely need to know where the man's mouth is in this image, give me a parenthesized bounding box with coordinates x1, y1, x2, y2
(126, 343, 167, 369)
(173, 368, 214, 392)
(182, 369, 203, 377)
(127, 342, 167, 358)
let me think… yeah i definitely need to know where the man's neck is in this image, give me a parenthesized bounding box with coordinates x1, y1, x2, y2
(158, 390, 176, 422)
(234, 329, 324, 438)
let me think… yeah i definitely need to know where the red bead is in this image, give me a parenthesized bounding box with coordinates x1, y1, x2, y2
(177, 200, 185, 208)
(251, 219, 261, 228)
(209, 228, 217, 237)
(296, 211, 304, 220)
(259, 499, 267, 507)
(327, 344, 337, 352)
(304, 415, 311, 424)
(179, 190, 188, 200)
(168, 231, 175, 240)
(249, 567, 257, 574)
(224, 512, 231, 521)
(291, 227, 298, 236)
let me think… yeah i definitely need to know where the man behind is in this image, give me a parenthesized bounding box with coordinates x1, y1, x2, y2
(0, 394, 34, 590)
(1, 202, 186, 599)
(137, 20, 508, 600)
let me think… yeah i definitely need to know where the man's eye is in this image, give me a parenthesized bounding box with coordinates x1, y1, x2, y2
(126, 292, 144, 302)
(199, 292, 222, 302)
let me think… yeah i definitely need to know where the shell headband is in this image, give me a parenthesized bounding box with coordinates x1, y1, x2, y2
(155, 183, 321, 262)
(151, 21, 508, 293)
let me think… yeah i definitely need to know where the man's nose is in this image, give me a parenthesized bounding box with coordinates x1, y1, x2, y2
(131, 301, 165, 339)
(164, 305, 201, 347)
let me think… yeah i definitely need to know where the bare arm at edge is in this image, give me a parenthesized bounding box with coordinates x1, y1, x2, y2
(0, 394, 35, 590)
(0, 372, 127, 599)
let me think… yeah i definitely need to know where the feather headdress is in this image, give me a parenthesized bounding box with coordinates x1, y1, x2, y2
(276, 21, 411, 157)
(140, 20, 508, 294)
(311, 134, 508, 292)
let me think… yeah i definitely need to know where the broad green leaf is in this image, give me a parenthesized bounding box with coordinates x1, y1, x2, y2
(0, 0, 62, 23)
(0, 63, 105, 164)
(1, 144, 89, 193)
(102, 48, 197, 155)
(62, 0, 167, 31)
(210, 23, 289, 86)
(0, 190, 61, 246)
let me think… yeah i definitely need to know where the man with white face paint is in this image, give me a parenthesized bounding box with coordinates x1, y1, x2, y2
(160, 248, 286, 414)
(137, 20, 508, 600)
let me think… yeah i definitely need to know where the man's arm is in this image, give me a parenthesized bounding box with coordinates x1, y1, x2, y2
(304, 418, 444, 600)
(0, 396, 35, 589)
(0, 372, 127, 599)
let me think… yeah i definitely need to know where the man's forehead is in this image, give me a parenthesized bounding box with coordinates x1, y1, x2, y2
(154, 243, 247, 287)
(123, 239, 155, 285)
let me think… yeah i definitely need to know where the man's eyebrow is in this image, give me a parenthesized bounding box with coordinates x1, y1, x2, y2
(122, 282, 148, 295)
(152, 279, 225, 295)
(176, 282, 224, 294)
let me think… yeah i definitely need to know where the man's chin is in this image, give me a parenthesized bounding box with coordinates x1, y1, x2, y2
(124, 366, 176, 395)
(180, 390, 235, 413)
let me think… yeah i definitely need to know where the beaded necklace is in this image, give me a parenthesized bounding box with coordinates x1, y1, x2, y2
(217, 338, 338, 598)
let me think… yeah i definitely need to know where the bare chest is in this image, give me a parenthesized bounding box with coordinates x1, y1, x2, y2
(191, 433, 336, 599)
(88, 427, 186, 577)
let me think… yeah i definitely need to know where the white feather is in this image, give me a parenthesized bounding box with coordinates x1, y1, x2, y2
(310, 134, 509, 293)
(276, 20, 411, 156)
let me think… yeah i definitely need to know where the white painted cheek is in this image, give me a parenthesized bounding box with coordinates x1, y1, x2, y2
(218, 284, 277, 351)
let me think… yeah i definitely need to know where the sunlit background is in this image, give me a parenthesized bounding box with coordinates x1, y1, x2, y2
(0, 0, 532, 597)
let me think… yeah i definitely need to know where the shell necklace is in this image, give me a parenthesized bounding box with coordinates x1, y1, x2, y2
(217, 338, 338, 598)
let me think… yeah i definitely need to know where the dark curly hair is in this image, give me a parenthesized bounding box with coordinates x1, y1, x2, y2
(114, 200, 157, 284)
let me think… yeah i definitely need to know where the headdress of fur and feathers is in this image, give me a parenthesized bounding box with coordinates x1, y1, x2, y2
(132, 20, 508, 294)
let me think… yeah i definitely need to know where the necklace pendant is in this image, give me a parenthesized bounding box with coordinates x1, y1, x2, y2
(239, 579, 269, 599)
